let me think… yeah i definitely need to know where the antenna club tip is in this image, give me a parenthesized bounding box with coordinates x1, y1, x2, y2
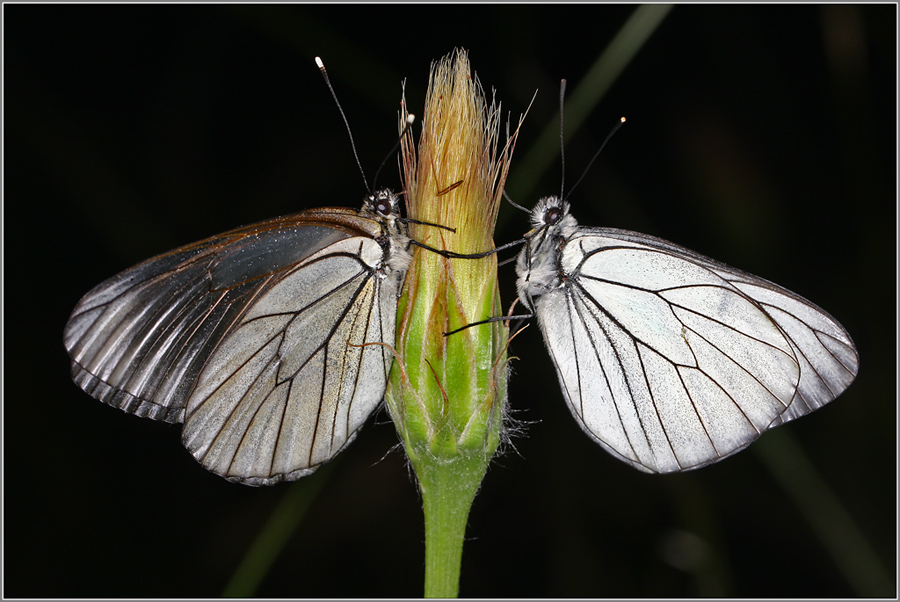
(406, 114, 415, 125)
(315, 56, 324, 69)
(620, 116, 626, 123)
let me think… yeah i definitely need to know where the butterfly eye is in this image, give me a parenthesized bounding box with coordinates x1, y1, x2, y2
(374, 195, 393, 217)
(544, 206, 562, 225)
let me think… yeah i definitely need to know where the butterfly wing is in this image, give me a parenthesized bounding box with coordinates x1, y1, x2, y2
(533, 227, 858, 474)
(181, 235, 399, 484)
(64, 208, 403, 484)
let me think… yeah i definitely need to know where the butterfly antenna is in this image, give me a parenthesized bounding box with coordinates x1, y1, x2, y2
(316, 56, 370, 193)
(503, 190, 531, 214)
(559, 78, 567, 201)
(565, 116, 626, 201)
(372, 113, 415, 189)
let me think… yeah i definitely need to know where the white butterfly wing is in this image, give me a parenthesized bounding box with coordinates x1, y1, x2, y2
(182, 237, 397, 484)
(65, 204, 405, 485)
(531, 225, 858, 474)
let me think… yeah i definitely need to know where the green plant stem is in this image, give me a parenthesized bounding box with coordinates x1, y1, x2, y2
(417, 455, 485, 598)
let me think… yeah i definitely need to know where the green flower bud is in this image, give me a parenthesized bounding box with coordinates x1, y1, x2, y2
(385, 49, 519, 597)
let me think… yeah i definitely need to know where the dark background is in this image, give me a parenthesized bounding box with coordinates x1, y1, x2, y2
(5, 4, 895, 598)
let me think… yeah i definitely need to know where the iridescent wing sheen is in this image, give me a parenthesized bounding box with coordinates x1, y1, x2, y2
(65, 197, 408, 485)
(518, 197, 858, 474)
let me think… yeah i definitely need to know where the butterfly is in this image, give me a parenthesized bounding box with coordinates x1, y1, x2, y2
(515, 195, 859, 473)
(64, 190, 414, 485)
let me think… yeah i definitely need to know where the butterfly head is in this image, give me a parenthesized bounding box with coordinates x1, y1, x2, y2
(361, 189, 411, 277)
(365, 189, 402, 220)
(515, 197, 579, 309)
(529, 196, 578, 238)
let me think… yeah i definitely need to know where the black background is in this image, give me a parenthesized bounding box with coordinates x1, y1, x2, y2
(5, 4, 896, 598)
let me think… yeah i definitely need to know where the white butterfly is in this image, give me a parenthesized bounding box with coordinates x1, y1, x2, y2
(64, 191, 411, 485)
(516, 196, 859, 473)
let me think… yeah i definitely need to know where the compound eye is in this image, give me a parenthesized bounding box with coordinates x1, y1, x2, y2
(544, 206, 562, 225)
(375, 196, 393, 217)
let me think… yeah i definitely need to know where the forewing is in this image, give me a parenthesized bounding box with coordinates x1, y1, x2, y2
(587, 229, 859, 423)
(64, 215, 361, 423)
(536, 228, 857, 473)
(180, 239, 397, 485)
